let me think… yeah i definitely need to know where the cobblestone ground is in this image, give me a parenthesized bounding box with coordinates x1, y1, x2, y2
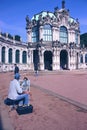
(0, 71, 87, 130)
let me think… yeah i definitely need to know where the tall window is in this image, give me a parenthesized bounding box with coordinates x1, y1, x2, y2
(80, 54, 83, 63)
(8, 48, 12, 63)
(15, 50, 20, 63)
(2, 47, 5, 63)
(32, 26, 39, 42)
(43, 24, 52, 41)
(22, 51, 27, 63)
(59, 26, 68, 43)
(75, 31, 78, 44)
(85, 54, 87, 63)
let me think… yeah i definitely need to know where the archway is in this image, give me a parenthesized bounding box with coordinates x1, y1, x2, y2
(44, 51, 52, 70)
(76, 52, 79, 69)
(60, 50, 68, 69)
(33, 50, 39, 71)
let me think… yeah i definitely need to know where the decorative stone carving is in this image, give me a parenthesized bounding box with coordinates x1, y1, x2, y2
(26, 15, 32, 29)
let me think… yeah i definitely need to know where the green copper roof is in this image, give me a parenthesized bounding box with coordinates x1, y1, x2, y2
(69, 17, 77, 23)
(32, 11, 56, 21)
(32, 11, 77, 24)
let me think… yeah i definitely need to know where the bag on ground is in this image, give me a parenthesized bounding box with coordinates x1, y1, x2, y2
(16, 104, 33, 115)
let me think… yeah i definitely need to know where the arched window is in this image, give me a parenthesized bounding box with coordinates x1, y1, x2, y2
(22, 51, 27, 63)
(2, 47, 5, 63)
(59, 26, 68, 43)
(32, 26, 39, 42)
(8, 48, 12, 63)
(80, 54, 83, 63)
(15, 50, 20, 63)
(85, 54, 87, 63)
(43, 24, 52, 41)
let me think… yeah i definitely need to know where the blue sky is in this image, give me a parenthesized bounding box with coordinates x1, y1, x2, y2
(0, 0, 87, 42)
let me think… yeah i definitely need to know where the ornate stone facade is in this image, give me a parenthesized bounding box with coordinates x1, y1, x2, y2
(26, 1, 87, 71)
(0, 0, 87, 72)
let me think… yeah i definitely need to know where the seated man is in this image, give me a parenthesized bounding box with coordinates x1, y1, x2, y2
(8, 73, 30, 106)
(21, 77, 30, 92)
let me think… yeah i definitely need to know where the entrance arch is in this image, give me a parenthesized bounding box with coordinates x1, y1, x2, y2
(33, 50, 39, 71)
(60, 50, 68, 69)
(44, 51, 52, 70)
(76, 52, 79, 69)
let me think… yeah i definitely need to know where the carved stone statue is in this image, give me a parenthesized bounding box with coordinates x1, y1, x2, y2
(26, 15, 29, 22)
(26, 15, 31, 25)
(26, 15, 31, 29)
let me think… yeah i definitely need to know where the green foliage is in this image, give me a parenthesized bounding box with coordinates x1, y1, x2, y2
(15, 35, 21, 41)
(0, 32, 21, 41)
(8, 33, 13, 39)
(80, 33, 87, 47)
(1, 32, 6, 37)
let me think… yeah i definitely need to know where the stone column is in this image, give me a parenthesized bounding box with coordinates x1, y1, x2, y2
(0, 46, 1, 63)
(39, 26, 43, 41)
(26, 49, 30, 70)
(20, 50, 22, 64)
(52, 27, 55, 41)
(31, 50, 34, 70)
(38, 48, 44, 70)
(78, 33, 80, 45)
(28, 49, 34, 70)
(68, 30, 71, 43)
(52, 47, 57, 70)
(6, 33, 8, 41)
(12, 48, 16, 64)
(68, 49, 72, 70)
(27, 50, 29, 64)
(27, 49, 31, 67)
(72, 50, 76, 69)
(27, 29, 32, 42)
(69, 31, 75, 43)
(56, 48, 60, 70)
(77, 53, 80, 69)
(52, 27, 59, 41)
(5, 47, 9, 63)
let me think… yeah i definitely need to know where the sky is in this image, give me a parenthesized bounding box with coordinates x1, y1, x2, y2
(0, 0, 87, 42)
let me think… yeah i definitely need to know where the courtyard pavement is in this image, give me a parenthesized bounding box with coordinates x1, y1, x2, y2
(28, 69, 87, 110)
(1, 69, 87, 130)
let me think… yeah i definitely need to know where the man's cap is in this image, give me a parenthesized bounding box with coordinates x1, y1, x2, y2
(14, 73, 20, 80)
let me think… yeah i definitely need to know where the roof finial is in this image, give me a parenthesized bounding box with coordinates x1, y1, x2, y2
(62, 0, 65, 9)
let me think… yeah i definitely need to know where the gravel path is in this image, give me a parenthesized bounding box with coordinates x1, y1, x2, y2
(0, 71, 87, 130)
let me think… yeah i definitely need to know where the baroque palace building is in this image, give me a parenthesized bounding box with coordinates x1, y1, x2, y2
(0, 0, 87, 72)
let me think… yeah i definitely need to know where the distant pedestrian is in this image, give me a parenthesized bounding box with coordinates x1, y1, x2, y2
(35, 69, 38, 76)
(14, 64, 19, 74)
(34, 63, 39, 76)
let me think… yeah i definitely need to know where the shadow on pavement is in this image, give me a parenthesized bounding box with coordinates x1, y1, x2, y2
(0, 115, 3, 130)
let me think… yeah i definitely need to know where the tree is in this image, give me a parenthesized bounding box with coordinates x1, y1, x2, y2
(8, 33, 13, 39)
(15, 35, 21, 41)
(80, 33, 87, 47)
